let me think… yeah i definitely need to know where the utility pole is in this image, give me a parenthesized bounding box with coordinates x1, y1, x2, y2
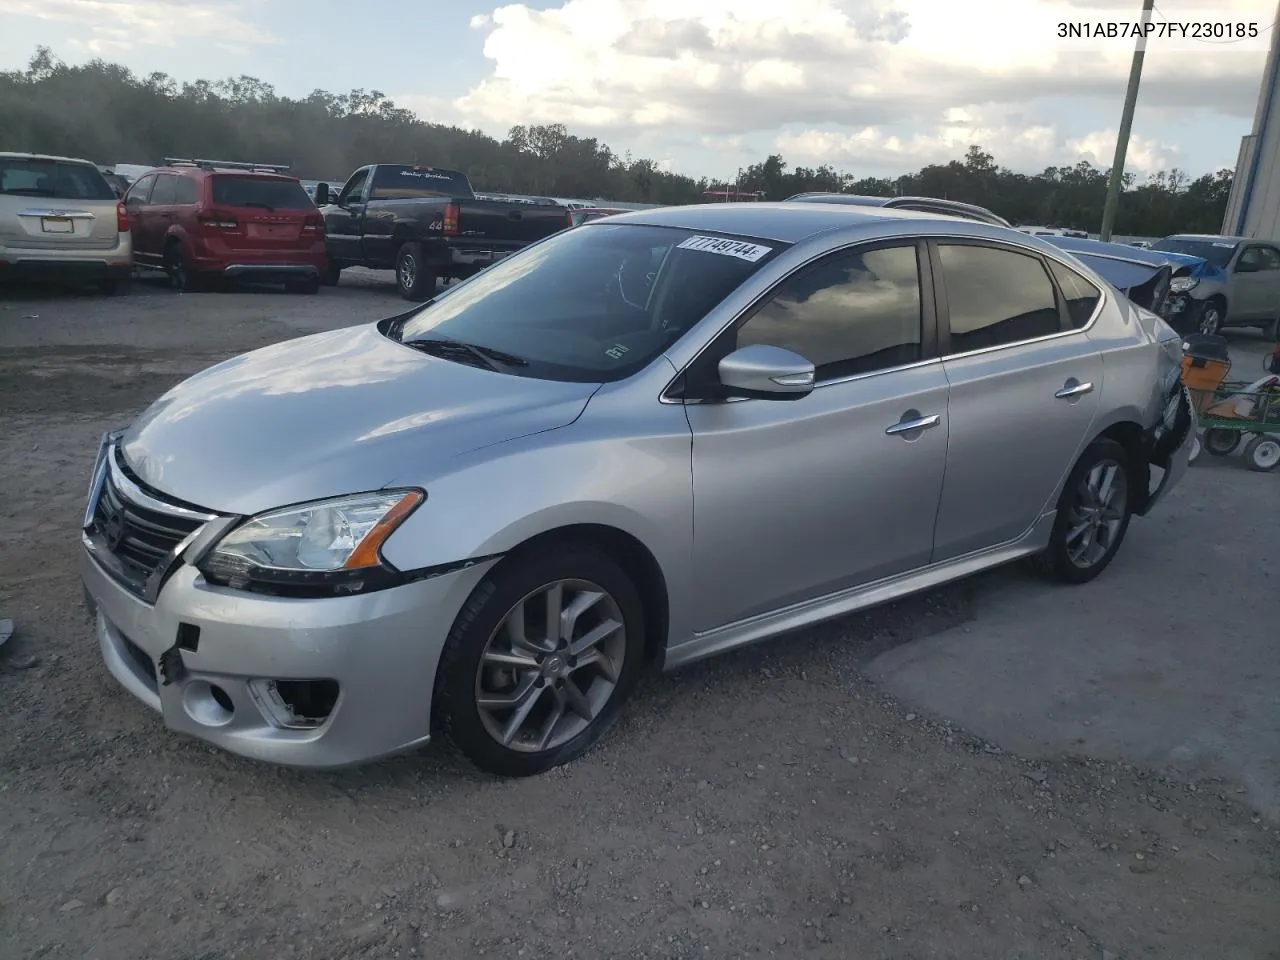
(1099, 0, 1155, 241)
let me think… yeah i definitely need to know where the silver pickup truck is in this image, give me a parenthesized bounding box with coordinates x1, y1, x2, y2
(1151, 234, 1280, 338)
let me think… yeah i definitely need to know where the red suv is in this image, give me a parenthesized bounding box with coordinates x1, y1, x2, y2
(123, 159, 326, 292)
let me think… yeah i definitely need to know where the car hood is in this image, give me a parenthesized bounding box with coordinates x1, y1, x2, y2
(120, 323, 599, 515)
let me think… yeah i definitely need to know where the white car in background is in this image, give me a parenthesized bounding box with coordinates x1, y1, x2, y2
(0, 152, 133, 294)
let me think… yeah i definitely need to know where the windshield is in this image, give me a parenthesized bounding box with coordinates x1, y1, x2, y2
(390, 223, 787, 382)
(211, 176, 312, 210)
(1151, 237, 1236, 269)
(0, 158, 116, 200)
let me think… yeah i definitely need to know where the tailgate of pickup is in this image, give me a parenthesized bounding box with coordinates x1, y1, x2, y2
(456, 199, 568, 244)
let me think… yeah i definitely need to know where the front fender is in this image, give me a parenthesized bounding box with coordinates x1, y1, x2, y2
(378, 418, 696, 640)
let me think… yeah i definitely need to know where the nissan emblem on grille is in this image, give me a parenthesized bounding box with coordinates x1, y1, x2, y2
(102, 507, 125, 553)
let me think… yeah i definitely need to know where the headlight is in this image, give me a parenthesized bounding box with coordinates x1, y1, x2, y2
(199, 489, 423, 595)
(1169, 276, 1198, 294)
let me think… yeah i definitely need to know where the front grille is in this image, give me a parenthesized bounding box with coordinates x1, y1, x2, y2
(90, 460, 205, 585)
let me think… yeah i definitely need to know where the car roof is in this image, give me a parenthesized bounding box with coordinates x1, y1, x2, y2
(1165, 234, 1247, 243)
(153, 165, 297, 181)
(596, 201, 1012, 244)
(0, 151, 97, 165)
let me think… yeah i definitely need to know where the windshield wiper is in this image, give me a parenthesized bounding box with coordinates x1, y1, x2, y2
(403, 335, 529, 371)
(242, 201, 275, 211)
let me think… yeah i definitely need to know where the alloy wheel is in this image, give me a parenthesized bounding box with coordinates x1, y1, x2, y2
(1064, 458, 1128, 569)
(474, 579, 627, 753)
(1199, 306, 1222, 336)
(398, 252, 416, 292)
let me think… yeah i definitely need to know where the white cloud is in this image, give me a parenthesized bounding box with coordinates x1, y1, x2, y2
(0, 0, 276, 52)
(776, 106, 1183, 175)
(438, 0, 1263, 175)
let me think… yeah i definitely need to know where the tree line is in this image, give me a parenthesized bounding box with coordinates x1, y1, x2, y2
(1, 47, 1232, 236)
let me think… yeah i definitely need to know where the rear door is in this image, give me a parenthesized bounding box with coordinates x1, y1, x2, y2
(208, 175, 315, 258)
(0, 156, 121, 253)
(930, 240, 1104, 560)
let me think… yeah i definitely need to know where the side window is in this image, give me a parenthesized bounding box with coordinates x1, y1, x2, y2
(938, 244, 1060, 353)
(148, 174, 177, 206)
(1256, 246, 1280, 271)
(125, 174, 155, 207)
(339, 168, 370, 203)
(735, 245, 923, 381)
(1048, 259, 1103, 329)
(172, 175, 198, 205)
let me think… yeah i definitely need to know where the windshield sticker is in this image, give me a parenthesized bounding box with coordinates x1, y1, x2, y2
(605, 344, 630, 360)
(677, 235, 773, 262)
(1212, 242, 1235, 247)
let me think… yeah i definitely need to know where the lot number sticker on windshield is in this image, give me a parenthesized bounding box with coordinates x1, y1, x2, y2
(677, 235, 773, 262)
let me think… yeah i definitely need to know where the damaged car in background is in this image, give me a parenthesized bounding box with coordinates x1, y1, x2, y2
(80, 203, 1194, 778)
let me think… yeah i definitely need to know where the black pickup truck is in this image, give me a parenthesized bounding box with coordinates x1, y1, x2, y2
(316, 164, 571, 300)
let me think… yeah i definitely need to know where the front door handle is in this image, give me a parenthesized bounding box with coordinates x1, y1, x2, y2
(1055, 380, 1094, 400)
(885, 413, 941, 436)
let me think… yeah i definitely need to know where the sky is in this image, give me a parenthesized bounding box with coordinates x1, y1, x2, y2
(0, 0, 1272, 183)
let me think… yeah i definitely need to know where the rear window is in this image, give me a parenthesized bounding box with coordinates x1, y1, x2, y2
(211, 176, 312, 210)
(0, 157, 116, 200)
(370, 165, 472, 200)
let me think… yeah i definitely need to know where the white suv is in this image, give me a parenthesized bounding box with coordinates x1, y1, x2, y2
(0, 152, 133, 294)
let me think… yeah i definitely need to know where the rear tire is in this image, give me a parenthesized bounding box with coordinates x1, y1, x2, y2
(396, 241, 435, 301)
(433, 544, 646, 777)
(320, 262, 342, 287)
(164, 242, 202, 292)
(1034, 438, 1134, 585)
(1244, 435, 1280, 472)
(1203, 427, 1241, 457)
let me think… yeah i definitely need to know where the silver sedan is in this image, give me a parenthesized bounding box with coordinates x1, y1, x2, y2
(81, 202, 1194, 776)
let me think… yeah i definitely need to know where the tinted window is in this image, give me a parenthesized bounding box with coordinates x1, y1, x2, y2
(735, 246, 922, 380)
(393, 224, 785, 382)
(1238, 245, 1280, 271)
(1150, 237, 1237, 269)
(939, 244, 1060, 353)
(1049, 259, 1102, 328)
(125, 174, 156, 206)
(339, 168, 370, 203)
(370, 165, 472, 200)
(0, 157, 116, 200)
(148, 174, 178, 206)
(173, 176, 198, 205)
(211, 176, 311, 210)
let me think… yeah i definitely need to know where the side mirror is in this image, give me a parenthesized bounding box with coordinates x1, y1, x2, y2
(1235, 259, 1257, 273)
(313, 183, 329, 205)
(718, 344, 815, 400)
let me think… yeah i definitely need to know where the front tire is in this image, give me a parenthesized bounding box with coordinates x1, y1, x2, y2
(1244, 435, 1280, 472)
(1198, 298, 1226, 336)
(320, 262, 342, 286)
(1034, 439, 1134, 584)
(396, 241, 435, 301)
(433, 545, 646, 777)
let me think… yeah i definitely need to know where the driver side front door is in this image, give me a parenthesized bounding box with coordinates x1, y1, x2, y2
(682, 240, 949, 633)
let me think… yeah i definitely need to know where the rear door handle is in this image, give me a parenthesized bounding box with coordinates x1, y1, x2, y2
(1055, 380, 1094, 399)
(885, 413, 941, 436)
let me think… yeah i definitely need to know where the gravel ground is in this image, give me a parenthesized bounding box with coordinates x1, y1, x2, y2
(1, 274, 1277, 960)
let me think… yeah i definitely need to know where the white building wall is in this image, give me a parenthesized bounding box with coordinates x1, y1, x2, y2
(1222, 2, 1280, 239)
